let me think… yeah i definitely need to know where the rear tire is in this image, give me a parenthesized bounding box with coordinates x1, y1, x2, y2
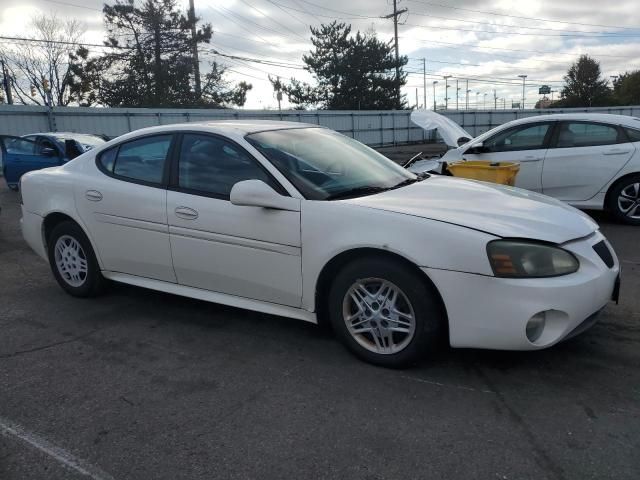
(608, 175, 640, 225)
(47, 221, 105, 297)
(328, 257, 445, 368)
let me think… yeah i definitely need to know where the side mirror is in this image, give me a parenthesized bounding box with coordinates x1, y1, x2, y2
(230, 180, 300, 212)
(457, 136, 471, 147)
(466, 142, 487, 154)
(65, 139, 82, 160)
(41, 147, 57, 157)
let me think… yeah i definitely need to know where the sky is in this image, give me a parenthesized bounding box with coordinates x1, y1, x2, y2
(1, 0, 639, 109)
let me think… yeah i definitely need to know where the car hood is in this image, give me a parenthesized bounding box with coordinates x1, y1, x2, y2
(343, 176, 598, 244)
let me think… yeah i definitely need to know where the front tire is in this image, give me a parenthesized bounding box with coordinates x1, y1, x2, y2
(47, 221, 105, 297)
(608, 175, 640, 225)
(328, 257, 445, 368)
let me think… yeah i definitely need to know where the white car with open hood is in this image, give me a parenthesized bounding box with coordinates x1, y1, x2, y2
(410, 111, 640, 225)
(19, 121, 620, 367)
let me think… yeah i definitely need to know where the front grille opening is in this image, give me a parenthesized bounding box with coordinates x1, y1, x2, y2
(593, 241, 614, 268)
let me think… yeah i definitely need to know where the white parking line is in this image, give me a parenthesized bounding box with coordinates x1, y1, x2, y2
(0, 416, 116, 480)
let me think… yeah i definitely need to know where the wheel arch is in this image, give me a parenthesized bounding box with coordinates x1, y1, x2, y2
(314, 247, 449, 337)
(42, 211, 103, 268)
(604, 171, 640, 210)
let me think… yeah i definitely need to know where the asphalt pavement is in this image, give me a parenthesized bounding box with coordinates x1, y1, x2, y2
(1, 179, 639, 480)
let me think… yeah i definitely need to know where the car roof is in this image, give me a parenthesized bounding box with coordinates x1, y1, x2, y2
(503, 113, 640, 128)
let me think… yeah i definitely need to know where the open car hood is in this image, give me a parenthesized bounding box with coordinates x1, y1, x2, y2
(410, 110, 473, 148)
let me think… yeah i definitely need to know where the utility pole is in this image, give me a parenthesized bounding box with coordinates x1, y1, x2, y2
(465, 79, 469, 110)
(422, 58, 427, 110)
(443, 75, 451, 110)
(432, 81, 438, 110)
(276, 76, 282, 113)
(188, 0, 202, 99)
(415, 88, 418, 108)
(493, 89, 497, 109)
(382, 1, 407, 108)
(518, 74, 527, 109)
(456, 79, 459, 110)
(1, 59, 13, 104)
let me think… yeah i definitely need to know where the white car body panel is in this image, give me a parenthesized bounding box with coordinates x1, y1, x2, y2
(438, 113, 640, 210)
(19, 120, 620, 352)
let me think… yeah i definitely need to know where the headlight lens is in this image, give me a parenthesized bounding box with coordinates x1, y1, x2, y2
(487, 240, 579, 278)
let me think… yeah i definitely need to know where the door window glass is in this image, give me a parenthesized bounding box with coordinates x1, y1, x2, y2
(556, 122, 621, 148)
(483, 123, 551, 152)
(624, 127, 640, 143)
(5, 138, 37, 155)
(178, 134, 275, 197)
(112, 135, 171, 184)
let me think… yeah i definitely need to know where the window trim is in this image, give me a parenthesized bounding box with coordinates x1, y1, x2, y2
(549, 121, 627, 149)
(167, 131, 289, 201)
(95, 132, 176, 188)
(474, 121, 556, 154)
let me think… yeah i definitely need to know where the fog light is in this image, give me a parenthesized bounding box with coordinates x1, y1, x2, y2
(526, 312, 546, 343)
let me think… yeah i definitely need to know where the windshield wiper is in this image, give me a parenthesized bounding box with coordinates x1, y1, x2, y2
(326, 186, 390, 200)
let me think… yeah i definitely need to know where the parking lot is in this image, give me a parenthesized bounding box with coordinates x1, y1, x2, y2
(1, 180, 639, 480)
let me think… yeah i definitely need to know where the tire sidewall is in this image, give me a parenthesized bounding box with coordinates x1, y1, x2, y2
(328, 257, 444, 368)
(47, 221, 103, 297)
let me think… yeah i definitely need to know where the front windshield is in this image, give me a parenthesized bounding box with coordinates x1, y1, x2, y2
(246, 127, 416, 200)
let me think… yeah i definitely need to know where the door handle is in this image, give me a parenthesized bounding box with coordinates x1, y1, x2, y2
(85, 190, 103, 202)
(603, 149, 630, 155)
(174, 206, 198, 220)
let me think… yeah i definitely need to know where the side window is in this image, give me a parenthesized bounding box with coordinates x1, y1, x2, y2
(98, 147, 118, 172)
(112, 135, 172, 184)
(5, 138, 37, 155)
(483, 123, 551, 152)
(556, 122, 621, 148)
(624, 127, 640, 143)
(36, 138, 58, 156)
(178, 134, 275, 198)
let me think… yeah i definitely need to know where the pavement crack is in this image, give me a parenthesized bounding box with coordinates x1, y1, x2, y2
(473, 366, 567, 480)
(0, 326, 107, 360)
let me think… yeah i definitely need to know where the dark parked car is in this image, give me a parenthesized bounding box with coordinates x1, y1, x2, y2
(1, 132, 105, 190)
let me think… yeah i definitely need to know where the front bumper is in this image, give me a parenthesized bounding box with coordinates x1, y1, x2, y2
(423, 231, 619, 350)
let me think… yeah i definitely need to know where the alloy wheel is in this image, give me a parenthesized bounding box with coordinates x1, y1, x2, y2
(618, 182, 640, 219)
(342, 278, 416, 355)
(54, 235, 89, 287)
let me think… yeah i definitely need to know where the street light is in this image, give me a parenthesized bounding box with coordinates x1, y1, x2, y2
(432, 81, 438, 110)
(518, 74, 527, 109)
(443, 75, 451, 110)
(475, 91, 480, 109)
(483, 93, 487, 109)
(466, 88, 471, 110)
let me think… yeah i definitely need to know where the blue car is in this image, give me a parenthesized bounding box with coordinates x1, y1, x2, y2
(1, 132, 106, 190)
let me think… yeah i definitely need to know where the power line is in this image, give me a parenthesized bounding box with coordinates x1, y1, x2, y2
(405, 0, 640, 31)
(40, 0, 102, 12)
(236, 0, 307, 40)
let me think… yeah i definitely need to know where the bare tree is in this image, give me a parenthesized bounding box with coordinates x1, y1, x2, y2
(0, 14, 86, 106)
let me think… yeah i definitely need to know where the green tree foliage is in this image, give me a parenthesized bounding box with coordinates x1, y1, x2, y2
(77, 0, 250, 107)
(612, 71, 640, 106)
(274, 22, 407, 110)
(557, 55, 611, 107)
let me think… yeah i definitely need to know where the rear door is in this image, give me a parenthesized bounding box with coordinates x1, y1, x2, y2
(0, 136, 62, 188)
(461, 122, 555, 192)
(542, 121, 636, 201)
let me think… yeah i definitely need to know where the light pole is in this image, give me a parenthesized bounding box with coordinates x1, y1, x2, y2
(432, 81, 438, 110)
(456, 79, 460, 110)
(443, 75, 451, 110)
(518, 74, 527, 109)
(483, 93, 487, 109)
(475, 91, 480, 109)
(466, 88, 471, 110)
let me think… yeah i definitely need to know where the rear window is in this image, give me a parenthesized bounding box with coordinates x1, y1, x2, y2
(97, 135, 172, 185)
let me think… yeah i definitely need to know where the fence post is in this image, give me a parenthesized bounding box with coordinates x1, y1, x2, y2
(47, 106, 56, 132)
(351, 112, 355, 139)
(126, 111, 132, 132)
(379, 112, 383, 146)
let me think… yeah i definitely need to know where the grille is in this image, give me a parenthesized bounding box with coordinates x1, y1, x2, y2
(593, 240, 614, 268)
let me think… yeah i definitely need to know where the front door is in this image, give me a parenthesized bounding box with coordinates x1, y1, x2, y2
(542, 121, 636, 201)
(74, 134, 176, 282)
(166, 133, 303, 307)
(461, 122, 556, 192)
(0, 136, 62, 188)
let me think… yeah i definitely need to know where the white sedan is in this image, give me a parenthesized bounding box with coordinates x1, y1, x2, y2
(436, 113, 640, 225)
(19, 121, 620, 367)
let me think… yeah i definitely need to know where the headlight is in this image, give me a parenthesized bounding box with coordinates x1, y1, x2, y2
(487, 240, 579, 278)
